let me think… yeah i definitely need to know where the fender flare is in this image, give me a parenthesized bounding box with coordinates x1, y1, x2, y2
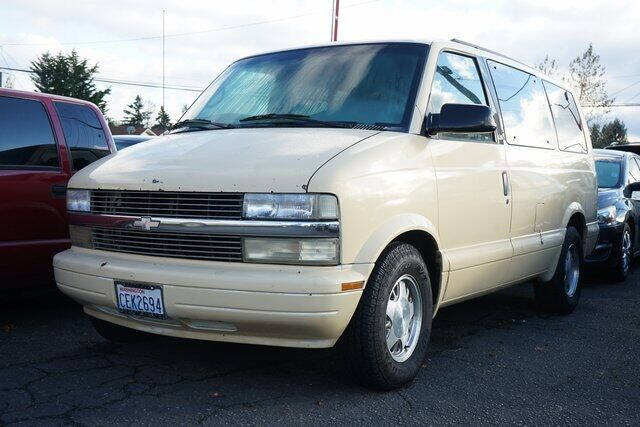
(560, 201, 586, 231)
(353, 213, 442, 265)
(353, 213, 448, 309)
(540, 202, 587, 282)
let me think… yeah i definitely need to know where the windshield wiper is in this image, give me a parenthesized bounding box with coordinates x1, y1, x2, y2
(171, 118, 234, 132)
(239, 113, 353, 128)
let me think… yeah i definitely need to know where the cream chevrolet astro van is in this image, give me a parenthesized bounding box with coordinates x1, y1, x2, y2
(54, 39, 598, 390)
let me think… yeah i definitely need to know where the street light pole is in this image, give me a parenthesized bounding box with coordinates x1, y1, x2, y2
(331, 0, 339, 42)
(162, 9, 165, 111)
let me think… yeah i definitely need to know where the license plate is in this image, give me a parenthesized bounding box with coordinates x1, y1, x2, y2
(115, 282, 165, 319)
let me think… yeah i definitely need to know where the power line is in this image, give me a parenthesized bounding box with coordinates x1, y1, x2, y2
(0, 0, 380, 47)
(3, 64, 639, 104)
(587, 103, 640, 107)
(610, 79, 640, 96)
(0, 66, 203, 92)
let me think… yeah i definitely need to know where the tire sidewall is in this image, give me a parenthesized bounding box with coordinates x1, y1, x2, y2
(615, 222, 632, 280)
(372, 246, 433, 386)
(561, 227, 583, 309)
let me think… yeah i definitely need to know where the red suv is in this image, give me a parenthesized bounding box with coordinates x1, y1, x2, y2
(0, 89, 116, 289)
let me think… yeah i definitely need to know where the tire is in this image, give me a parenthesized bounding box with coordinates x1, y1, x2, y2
(343, 242, 433, 390)
(534, 226, 583, 314)
(614, 222, 632, 282)
(90, 317, 150, 343)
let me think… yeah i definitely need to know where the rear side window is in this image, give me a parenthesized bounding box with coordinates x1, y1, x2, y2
(544, 81, 586, 153)
(429, 51, 492, 143)
(488, 61, 557, 149)
(0, 96, 59, 168)
(595, 160, 621, 188)
(54, 102, 110, 171)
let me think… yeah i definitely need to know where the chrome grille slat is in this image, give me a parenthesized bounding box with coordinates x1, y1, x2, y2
(93, 242, 242, 255)
(90, 201, 242, 207)
(91, 226, 243, 262)
(91, 239, 241, 252)
(91, 196, 242, 201)
(89, 206, 241, 212)
(92, 233, 239, 244)
(90, 190, 244, 220)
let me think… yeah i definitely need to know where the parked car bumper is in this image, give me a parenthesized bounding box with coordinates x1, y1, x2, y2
(585, 223, 624, 266)
(53, 247, 373, 348)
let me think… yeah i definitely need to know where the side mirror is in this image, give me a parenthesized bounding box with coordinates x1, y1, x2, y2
(425, 103, 497, 136)
(625, 181, 640, 198)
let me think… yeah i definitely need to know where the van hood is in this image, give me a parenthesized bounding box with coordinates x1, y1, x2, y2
(71, 128, 378, 193)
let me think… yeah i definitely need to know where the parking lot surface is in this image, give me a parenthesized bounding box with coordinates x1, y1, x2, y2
(1, 269, 639, 425)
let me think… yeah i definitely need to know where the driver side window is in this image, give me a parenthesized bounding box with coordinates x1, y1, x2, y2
(428, 51, 492, 143)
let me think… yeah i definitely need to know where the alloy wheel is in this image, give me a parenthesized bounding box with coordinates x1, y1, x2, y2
(564, 243, 580, 297)
(385, 274, 423, 362)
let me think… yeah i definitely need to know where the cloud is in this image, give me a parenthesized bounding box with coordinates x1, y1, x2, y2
(0, 0, 638, 135)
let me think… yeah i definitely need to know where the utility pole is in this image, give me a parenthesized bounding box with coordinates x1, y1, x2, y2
(331, 0, 339, 42)
(162, 9, 166, 111)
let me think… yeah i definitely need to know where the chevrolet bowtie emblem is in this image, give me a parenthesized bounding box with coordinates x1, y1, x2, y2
(132, 217, 160, 231)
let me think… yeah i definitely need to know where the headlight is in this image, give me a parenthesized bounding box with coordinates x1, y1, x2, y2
(67, 189, 91, 212)
(597, 205, 617, 225)
(243, 194, 338, 220)
(243, 237, 339, 265)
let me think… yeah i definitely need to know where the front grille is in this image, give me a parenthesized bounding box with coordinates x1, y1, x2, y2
(92, 227, 243, 262)
(91, 190, 244, 219)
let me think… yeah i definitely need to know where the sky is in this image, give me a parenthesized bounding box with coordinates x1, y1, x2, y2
(0, 0, 639, 139)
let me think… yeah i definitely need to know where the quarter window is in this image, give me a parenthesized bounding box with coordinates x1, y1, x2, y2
(0, 96, 59, 168)
(544, 81, 586, 153)
(429, 52, 492, 143)
(488, 61, 557, 149)
(54, 102, 110, 171)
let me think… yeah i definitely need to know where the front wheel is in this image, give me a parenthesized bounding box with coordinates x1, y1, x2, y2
(343, 242, 433, 390)
(614, 222, 632, 282)
(534, 226, 583, 314)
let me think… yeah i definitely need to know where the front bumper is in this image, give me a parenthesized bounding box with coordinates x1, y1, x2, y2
(585, 223, 624, 265)
(54, 247, 373, 348)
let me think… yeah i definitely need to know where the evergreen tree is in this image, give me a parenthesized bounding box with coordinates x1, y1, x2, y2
(600, 119, 628, 146)
(123, 95, 152, 127)
(155, 106, 171, 131)
(589, 119, 627, 148)
(589, 123, 602, 148)
(30, 50, 110, 112)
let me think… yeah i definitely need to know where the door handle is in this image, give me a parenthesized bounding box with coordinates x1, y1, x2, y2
(51, 184, 67, 198)
(501, 171, 509, 197)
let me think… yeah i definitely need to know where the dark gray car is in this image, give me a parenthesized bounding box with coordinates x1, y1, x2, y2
(113, 135, 154, 150)
(588, 149, 640, 280)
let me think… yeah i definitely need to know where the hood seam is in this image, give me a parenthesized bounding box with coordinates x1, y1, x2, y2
(304, 131, 382, 192)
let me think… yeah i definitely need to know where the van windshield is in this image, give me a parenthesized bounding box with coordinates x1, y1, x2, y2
(181, 43, 428, 131)
(595, 160, 622, 188)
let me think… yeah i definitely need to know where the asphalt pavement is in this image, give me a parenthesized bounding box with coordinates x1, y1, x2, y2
(1, 268, 639, 425)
